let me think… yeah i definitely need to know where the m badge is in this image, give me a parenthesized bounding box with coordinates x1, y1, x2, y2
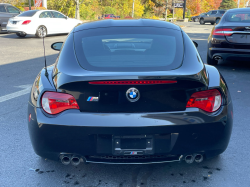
(87, 97, 99, 101)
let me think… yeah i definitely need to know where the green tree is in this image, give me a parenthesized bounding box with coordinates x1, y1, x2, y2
(219, 0, 237, 9)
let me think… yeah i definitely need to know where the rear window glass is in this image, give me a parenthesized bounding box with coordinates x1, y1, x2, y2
(226, 12, 250, 22)
(18, 10, 38, 17)
(219, 11, 225, 14)
(74, 27, 183, 72)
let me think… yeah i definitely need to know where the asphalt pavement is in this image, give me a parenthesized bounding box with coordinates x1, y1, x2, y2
(0, 22, 250, 187)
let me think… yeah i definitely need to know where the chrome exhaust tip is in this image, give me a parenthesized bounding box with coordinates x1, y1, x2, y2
(194, 154, 203, 163)
(60, 155, 71, 165)
(185, 155, 194, 164)
(71, 155, 81, 166)
(213, 55, 222, 61)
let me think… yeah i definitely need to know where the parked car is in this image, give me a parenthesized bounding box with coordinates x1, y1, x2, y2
(0, 3, 21, 32)
(200, 10, 226, 25)
(104, 14, 115, 19)
(6, 10, 82, 38)
(207, 8, 250, 65)
(191, 13, 206, 22)
(28, 19, 233, 165)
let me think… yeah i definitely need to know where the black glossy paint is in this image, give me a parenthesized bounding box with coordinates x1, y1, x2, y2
(28, 19, 233, 164)
(208, 8, 250, 62)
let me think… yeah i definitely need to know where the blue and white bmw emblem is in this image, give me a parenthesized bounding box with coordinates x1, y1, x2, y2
(126, 88, 140, 102)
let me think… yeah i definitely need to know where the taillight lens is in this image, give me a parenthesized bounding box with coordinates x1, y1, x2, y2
(212, 28, 233, 36)
(186, 89, 222, 112)
(41, 92, 79, 115)
(22, 20, 31, 25)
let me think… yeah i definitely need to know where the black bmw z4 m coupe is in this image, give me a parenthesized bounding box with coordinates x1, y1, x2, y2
(207, 8, 250, 65)
(28, 19, 233, 165)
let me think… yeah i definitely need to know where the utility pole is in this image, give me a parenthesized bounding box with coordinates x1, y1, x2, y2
(183, 0, 186, 19)
(75, 0, 80, 20)
(173, 0, 175, 22)
(132, 0, 135, 18)
(165, 0, 168, 21)
(29, 0, 31, 10)
(238, 0, 240, 8)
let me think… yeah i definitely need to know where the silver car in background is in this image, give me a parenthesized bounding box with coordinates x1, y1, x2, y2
(0, 3, 21, 32)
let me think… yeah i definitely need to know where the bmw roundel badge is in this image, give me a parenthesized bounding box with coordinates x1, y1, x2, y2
(126, 88, 140, 102)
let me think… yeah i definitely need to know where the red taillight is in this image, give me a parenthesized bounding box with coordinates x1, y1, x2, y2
(22, 20, 31, 25)
(41, 92, 79, 115)
(186, 89, 222, 113)
(89, 80, 177, 85)
(212, 28, 233, 36)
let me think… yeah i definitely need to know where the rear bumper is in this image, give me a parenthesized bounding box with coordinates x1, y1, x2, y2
(6, 25, 35, 35)
(209, 47, 250, 61)
(28, 102, 233, 164)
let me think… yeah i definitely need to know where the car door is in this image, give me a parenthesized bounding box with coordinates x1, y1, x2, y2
(38, 11, 54, 34)
(51, 11, 68, 33)
(204, 11, 212, 22)
(0, 5, 8, 30)
(210, 11, 218, 22)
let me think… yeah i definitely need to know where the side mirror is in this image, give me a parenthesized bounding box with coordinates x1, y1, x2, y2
(51, 42, 63, 51)
(193, 41, 198, 48)
(65, 16, 68, 19)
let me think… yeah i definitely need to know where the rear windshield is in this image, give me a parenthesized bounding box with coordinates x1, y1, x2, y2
(74, 27, 183, 72)
(226, 12, 250, 22)
(18, 10, 38, 17)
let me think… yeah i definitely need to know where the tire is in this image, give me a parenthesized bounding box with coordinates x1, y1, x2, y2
(16, 32, 26, 37)
(207, 53, 218, 65)
(195, 18, 199, 22)
(199, 19, 205, 25)
(211, 22, 215, 25)
(36, 25, 47, 38)
(215, 18, 220, 24)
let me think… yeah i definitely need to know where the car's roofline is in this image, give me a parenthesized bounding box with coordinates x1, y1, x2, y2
(74, 19, 181, 32)
(226, 8, 250, 12)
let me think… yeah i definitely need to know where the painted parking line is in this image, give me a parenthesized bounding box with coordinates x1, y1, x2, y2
(0, 85, 32, 103)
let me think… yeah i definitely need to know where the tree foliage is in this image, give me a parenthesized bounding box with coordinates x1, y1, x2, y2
(219, 0, 237, 9)
(27, 0, 240, 20)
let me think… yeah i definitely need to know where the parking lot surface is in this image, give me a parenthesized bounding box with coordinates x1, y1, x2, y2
(0, 22, 250, 187)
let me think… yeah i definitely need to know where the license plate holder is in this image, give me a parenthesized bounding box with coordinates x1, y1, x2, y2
(113, 135, 154, 155)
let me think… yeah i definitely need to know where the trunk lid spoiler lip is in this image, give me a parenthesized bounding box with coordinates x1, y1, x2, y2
(52, 65, 208, 90)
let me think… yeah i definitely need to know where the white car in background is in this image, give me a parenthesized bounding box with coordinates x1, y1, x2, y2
(6, 10, 82, 38)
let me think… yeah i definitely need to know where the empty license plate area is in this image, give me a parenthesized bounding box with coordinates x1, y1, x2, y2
(113, 135, 154, 155)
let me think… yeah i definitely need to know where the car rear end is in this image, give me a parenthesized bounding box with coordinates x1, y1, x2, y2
(28, 22, 233, 165)
(7, 10, 38, 35)
(208, 9, 250, 62)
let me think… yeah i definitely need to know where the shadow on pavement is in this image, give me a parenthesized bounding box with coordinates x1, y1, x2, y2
(33, 155, 223, 186)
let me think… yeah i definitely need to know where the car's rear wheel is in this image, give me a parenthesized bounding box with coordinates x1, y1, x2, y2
(36, 25, 47, 38)
(211, 22, 215, 25)
(16, 32, 26, 37)
(215, 18, 220, 24)
(199, 19, 205, 25)
(207, 53, 218, 65)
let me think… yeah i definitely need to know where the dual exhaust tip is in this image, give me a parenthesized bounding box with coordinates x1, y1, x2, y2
(185, 154, 203, 164)
(213, 55, 222, 61)
(60, 154, 81, 166)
